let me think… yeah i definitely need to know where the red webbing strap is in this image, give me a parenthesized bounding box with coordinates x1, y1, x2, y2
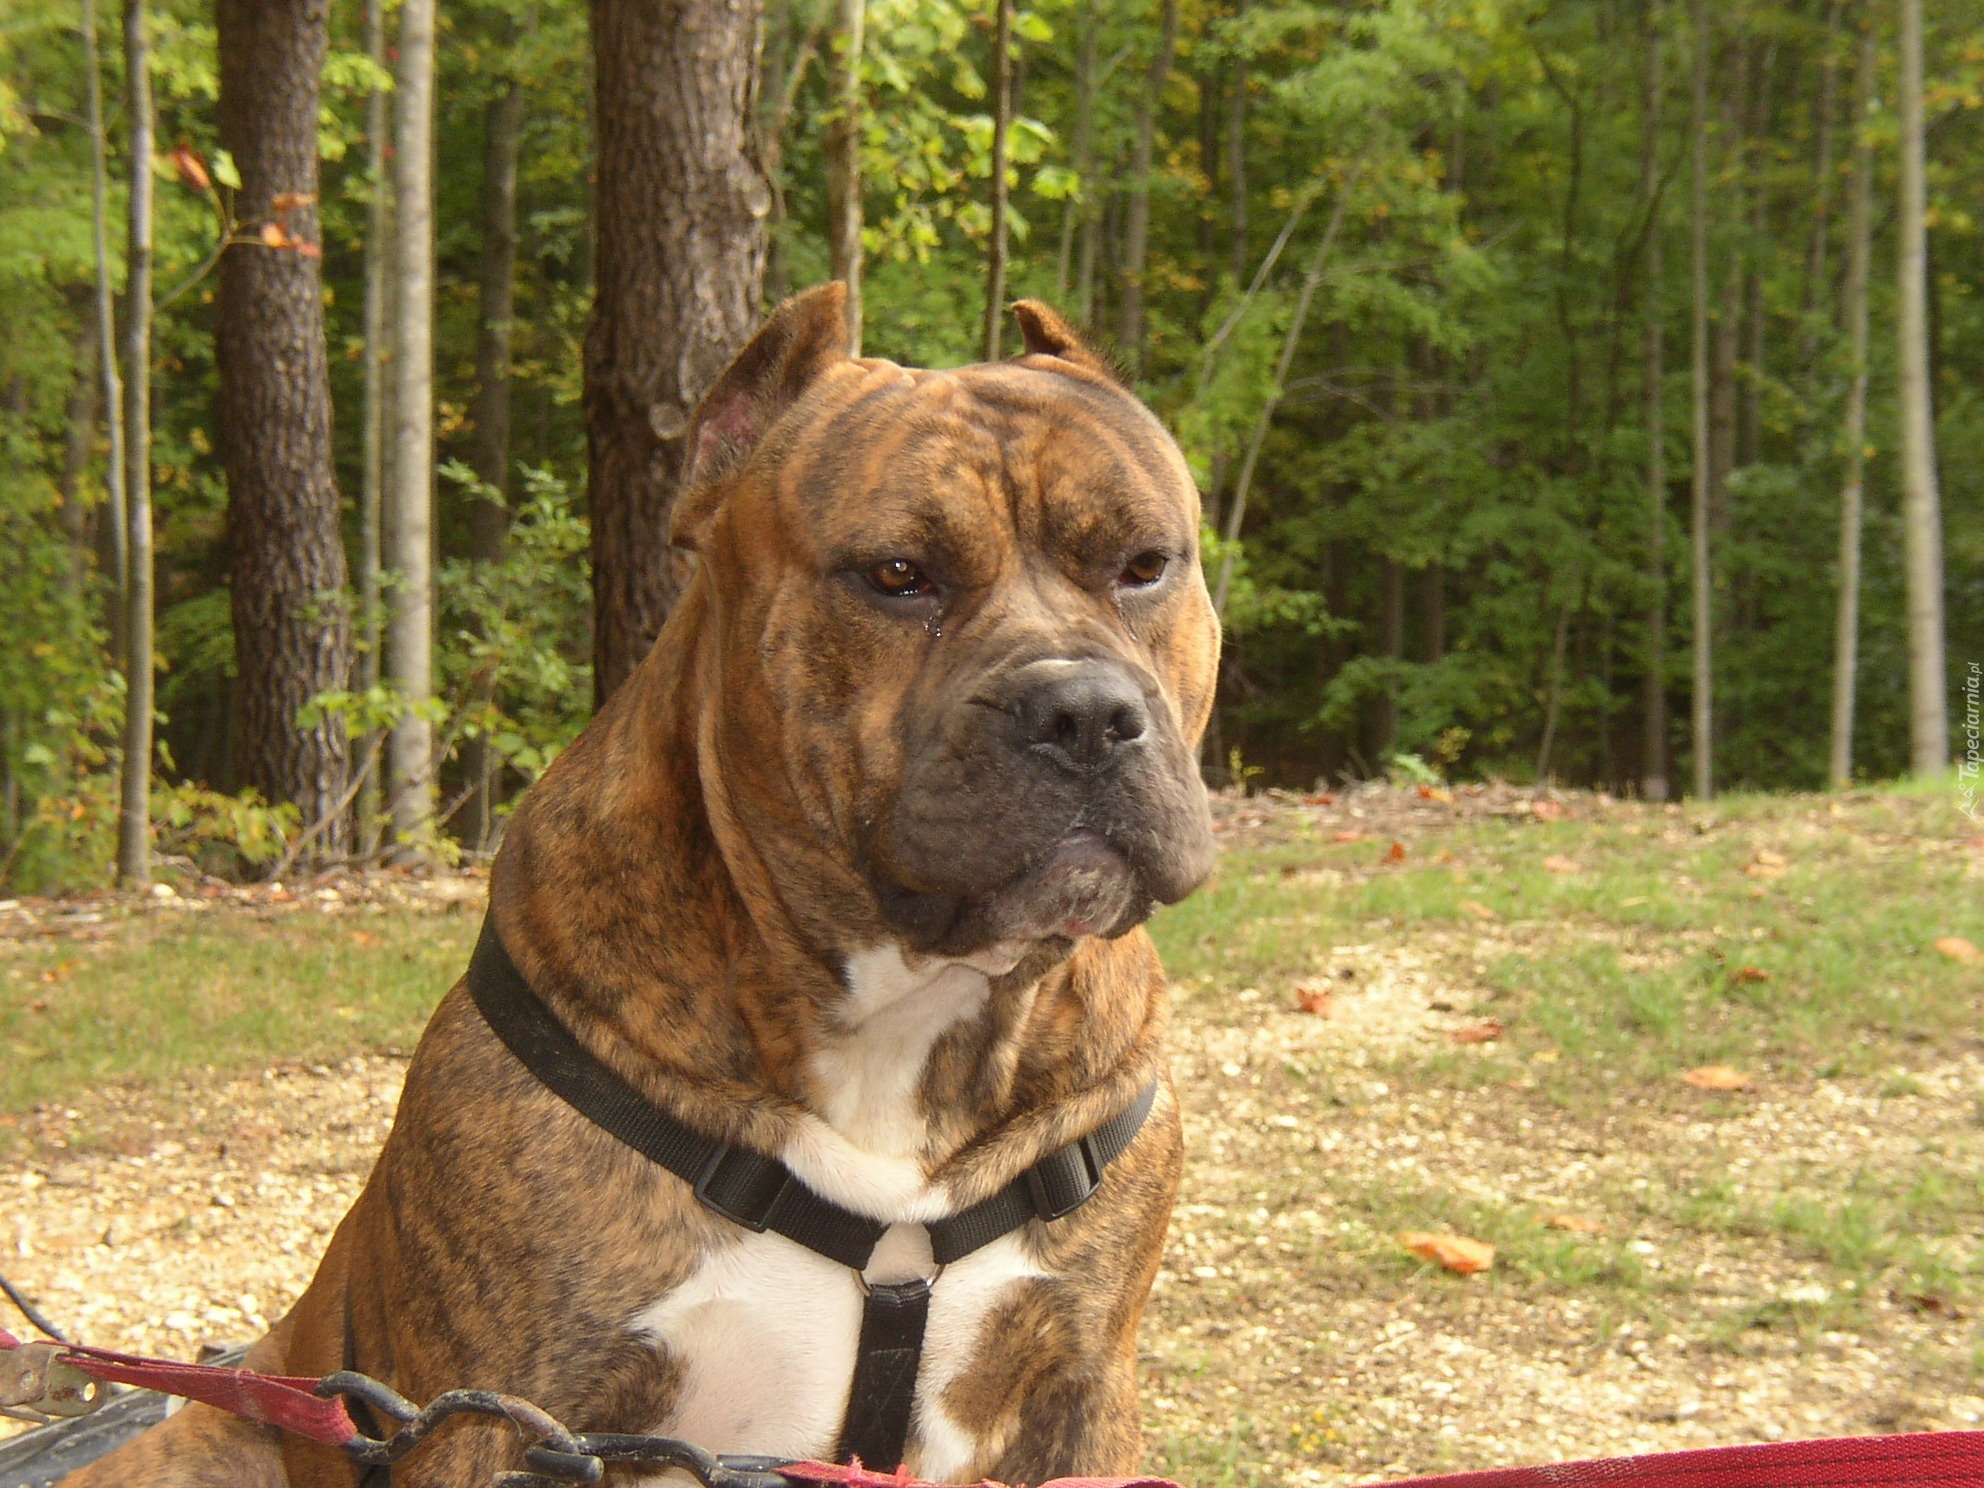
(776, 1436, 1984, 1488)
(1346, 1431, 1984, 1487)
(0, 1327, 358, 1447)
(776, 1465, 1181, 1488)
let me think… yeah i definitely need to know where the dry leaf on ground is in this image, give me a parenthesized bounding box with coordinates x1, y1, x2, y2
(1399, 1232, 1495, 1274)
(1681, 1065, 1752, 1091)
(1458, 900, 1499, 922)
(1540, 1213, 1610, 1236)
(1728, 965, 1772, 984)
(1385, 841, 1408, 864)
(1449, 1020, 1504, 1044)
(1293, 983, 1333, 1016)
(1541, 855, 1580, 875)
(1530, 800, 1567, 820)
(1933, 936, 1982, 964)
(1332, 830, 1368, 843)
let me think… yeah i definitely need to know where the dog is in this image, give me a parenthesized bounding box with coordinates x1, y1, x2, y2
(62, 284, 1219, 1487)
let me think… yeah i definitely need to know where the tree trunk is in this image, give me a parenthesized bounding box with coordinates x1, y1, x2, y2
(982, 0, 1014, 361)
(456, 77, 526, 853)
(83, 0, 127, 667)
(826, 0, 865, 354)
(585, 0, 769, 707)
(1687, 0, 1713, 799)
(1117, 0, 1179, 372)
(1226, 3, 1248, 287)
(117, 0, 154, 886)
(217, 0, 354, 858)
(1417, 563, 1445, 664)
(1896, 0, 1948, 774)
(1374, 557, 1403, 759)
(1830, 23, 1877, 790)
(1056, 7, 1097, 305)
(1640, 0, 1669, 802)
(386, 0, 437, 851)
(56, 316, 98, 603)
(1800, 0, 1844, 355)
(355, 0, 390, 852)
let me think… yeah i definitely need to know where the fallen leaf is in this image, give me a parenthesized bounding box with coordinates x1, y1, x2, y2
(1399, 1232, 1495, 1275)
(350, 930, 380, 948)
(1541, 855, 1579, 875)
(1933, 936, 1982, 965)
(1458, 900, 1499, 922)
(1385, 840, 1408, 864)
(1450, 1020, 1503, 1044)
(1742, 849, 1789, 878)
(1294, 983, 1333, 1016)
(1530, 799, 1567, 820)
(1331, 830, 1368, 843)
(1728, 965, 1772, 984)
(25, 999, 49, 1014)
(1681, 1065, 1752, 1091)
(1540, 1213, 1609, 1236)
(1304, 791, 1338, 806)
(1416, 785, 1452, 802)
(1530, 1046, 1561, 1063)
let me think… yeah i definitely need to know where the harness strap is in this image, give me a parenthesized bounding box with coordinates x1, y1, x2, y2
(835, 1279, 932, 1471)
(466, 918, 1156, 1471)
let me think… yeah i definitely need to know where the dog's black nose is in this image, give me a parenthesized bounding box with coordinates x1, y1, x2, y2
(1014, 661, 1150, 773)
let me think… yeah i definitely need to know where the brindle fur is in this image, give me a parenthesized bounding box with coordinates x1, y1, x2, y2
(60, 285, 1218, 1488)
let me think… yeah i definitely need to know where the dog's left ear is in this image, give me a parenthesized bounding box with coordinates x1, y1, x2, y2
(1010, 299, 1120, 381)
(673, 282, 851, 550)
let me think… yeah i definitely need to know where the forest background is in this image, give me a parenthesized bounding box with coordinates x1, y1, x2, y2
(0, 0, 1979, 890)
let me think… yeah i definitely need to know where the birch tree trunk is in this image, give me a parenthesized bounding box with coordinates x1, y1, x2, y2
(585, 0, 768, 706)
(982, 0, 1014, 361)
(1687, 0, 1713, 799)
(386, 0, 437, 850)
(217, 0, 353, 858)
(1830, 23, 1878, 790)
(826, 0, 865, 354)
(355, 0, 390, 851)
(1117, 0, 1179, 372)
(1896, 0, 1948, 774)
(116, 0, 154, 886)
(1640, 0, 1669, 802)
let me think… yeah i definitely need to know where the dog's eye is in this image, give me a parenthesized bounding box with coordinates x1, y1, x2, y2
(868, 559, 935, 599)
(1118, 551, 1169, 588)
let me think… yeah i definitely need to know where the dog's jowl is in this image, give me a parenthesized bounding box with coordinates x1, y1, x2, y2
(64, 284, 1220, 1488)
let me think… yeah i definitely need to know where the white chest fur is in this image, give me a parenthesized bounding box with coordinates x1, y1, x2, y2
(630, 943, 1042, 1481)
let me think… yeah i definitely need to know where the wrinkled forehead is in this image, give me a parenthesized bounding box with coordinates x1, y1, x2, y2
(769, 362, 1199, 560)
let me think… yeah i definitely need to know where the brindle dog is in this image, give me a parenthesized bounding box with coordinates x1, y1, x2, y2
(62, 285, 1219, 1488)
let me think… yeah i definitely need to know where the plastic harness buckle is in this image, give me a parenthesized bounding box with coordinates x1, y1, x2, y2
(692, 1143, 792, 1233)
(1023, 1131, 1104, 1220)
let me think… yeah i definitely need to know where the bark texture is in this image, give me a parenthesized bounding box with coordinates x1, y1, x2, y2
(217, 0, 353, 854)
(585, 0, 769, 707)
(825, 0, 865, 354)
(1830, 25, 1877, 790)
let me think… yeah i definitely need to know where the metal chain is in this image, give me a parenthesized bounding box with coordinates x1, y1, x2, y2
(318, 1370, 808, 1488)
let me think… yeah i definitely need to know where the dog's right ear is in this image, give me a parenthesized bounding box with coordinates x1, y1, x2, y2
(672, 282, 851, 550)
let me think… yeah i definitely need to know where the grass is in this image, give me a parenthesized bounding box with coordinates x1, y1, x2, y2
(1148, 784, 1984, 1087)
(0, 904, 477, 1118)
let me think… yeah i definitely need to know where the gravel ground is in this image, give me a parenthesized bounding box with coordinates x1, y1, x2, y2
(2, 797, 1980, 1484)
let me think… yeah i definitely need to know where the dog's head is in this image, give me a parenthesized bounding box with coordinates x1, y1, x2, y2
(673, 284, 1218, 963)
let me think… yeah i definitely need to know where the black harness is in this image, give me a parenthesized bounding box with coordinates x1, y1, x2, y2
(461, 920, 1155, 1474)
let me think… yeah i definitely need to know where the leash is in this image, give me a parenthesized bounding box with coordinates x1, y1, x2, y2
(466, 919, 1158, 1471)
(6, 1327, 1982, 1487)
